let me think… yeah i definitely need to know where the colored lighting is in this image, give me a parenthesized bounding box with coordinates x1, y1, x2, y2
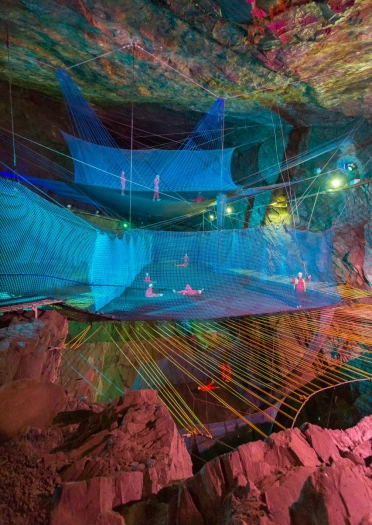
(209, 214, 214, 220)
(123, 223, 128, 228)
(226, 206, 232, 214)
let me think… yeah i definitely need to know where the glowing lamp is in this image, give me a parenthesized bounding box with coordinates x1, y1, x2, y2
(209, 214, 215, 220)
(226, 206, 232, 214)
(123, 223, 128, 228)
(330, 178, 342, 188)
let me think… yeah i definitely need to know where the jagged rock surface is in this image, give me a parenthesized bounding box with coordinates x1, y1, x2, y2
(0, 387, 192, 525)
(165, 417, 372, 525)
(0, 310, 68, 386)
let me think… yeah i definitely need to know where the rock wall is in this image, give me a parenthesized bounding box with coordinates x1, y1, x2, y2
(0, 310, 68, 386)
(0, 384, 192, 525)
(165, 417, 372, 525)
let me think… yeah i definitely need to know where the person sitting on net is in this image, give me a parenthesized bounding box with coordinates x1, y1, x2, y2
(198, 380, 219, 392)
(144, 272, 152, 283)
(291, 272, 310, 308)
(176, 254, 189, 267)
(173, 284, 203, 296)
(191, 192, 206, 204)
(145, 283, 163, 297)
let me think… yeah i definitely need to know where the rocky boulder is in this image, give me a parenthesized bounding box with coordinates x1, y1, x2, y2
(0, 387, 192, 525)
(167, 416, 372, 525)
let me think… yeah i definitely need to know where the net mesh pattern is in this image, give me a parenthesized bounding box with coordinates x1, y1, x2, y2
(1, 178, 340, 320)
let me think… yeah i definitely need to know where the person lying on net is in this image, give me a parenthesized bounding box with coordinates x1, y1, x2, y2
(198, 380, 219, 392)
(176, 254, 189, 267)
(145, 283, 163, 297)
(172, 284, 203, 296)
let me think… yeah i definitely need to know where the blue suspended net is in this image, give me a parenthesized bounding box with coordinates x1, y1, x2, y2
(0, 177, 340, 320)
(56, 69, 238, 193)
(62, 132, 236, 192)
(0, 178, 151, 311)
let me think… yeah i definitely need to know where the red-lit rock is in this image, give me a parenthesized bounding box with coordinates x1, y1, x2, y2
(0, 310, 68, 386)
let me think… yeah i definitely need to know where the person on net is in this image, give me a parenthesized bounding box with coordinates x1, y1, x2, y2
(145, 283, 163, 297)
(173, 284, 203, 296)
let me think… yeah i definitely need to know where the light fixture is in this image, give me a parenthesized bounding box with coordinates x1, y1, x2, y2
(226, 206, 232, 215)
(330, 178, 342, 188)
(123, 223, 128, 228)
(209, 214, 214, 220)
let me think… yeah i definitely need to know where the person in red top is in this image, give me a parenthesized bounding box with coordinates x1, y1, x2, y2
(291, 272, 309, 308)
(176, 254, 189, 267)
(120, 170, 126, 195)
(153, 175, 160, 201)
(219, 362, 231, 382)
(198, 381, 219, 392)
(192, 192, 206, 204)
(145, 283, 163, 297)
(144, 273, 152, 283)
(173, 284, 203, 296)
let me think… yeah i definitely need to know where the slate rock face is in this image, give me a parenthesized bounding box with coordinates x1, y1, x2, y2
(0, 387, 192, 525)
(167, 416, 372, 525)
(0, 310, 68, 386)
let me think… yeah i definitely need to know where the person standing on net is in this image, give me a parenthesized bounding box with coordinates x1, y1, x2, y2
(176, 254, 189, 267)
(121, 170, 126, 195)
(153, 175, 160, 201)
(291, 272, 308, 308)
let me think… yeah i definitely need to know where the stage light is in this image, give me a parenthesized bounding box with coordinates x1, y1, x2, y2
(330, 178, 342, 188)
(226, 206, 232, 214)
(209, 214, 214, 220)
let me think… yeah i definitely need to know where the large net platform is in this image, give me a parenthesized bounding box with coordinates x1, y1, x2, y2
(0, 177, 340, 320)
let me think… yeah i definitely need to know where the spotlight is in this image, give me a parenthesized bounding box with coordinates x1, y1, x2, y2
(330, 178, 342, 188)
(226, 206, 232, 215)
(123, 223, 128, 228)
(209, 214, 214, 220)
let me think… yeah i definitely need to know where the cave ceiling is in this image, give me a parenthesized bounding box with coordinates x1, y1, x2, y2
(0, 0, 371, 130)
